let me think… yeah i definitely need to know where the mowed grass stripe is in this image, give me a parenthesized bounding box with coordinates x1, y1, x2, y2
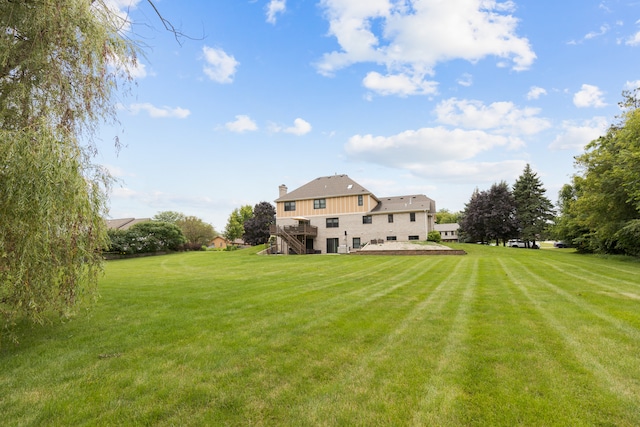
(501, 258, 640, 423)
(410, 256, 477, 426)
(296, 256, 476, 425)
(527, 258, 640, 340)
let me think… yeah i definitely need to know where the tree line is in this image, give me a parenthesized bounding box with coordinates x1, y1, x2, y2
(458, 164, 554, 246)
(554, 90, 640, 256)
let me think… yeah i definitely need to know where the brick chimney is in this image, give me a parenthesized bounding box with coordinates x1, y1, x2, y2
(279, 184, 288, 198)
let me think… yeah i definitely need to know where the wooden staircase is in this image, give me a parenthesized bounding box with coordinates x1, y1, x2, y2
(270, 223, 318, 255)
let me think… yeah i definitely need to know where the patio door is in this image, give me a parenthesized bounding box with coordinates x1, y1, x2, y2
(326, 238, 339, 254)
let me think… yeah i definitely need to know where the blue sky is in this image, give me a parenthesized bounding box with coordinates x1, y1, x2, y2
(98, 0, 640, 231)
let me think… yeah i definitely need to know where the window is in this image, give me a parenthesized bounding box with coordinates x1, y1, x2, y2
(314, 199, 326, 209)
(284, 201, 296, 212)
(408, 235, 419, 241)
(388, 214, 394, 223)
(358, 195, 363, 206)
(362, 215, 372, 224)
(386, 236, 397, 241)
(352, 237, 361, 249)
(326, 218, 339, 228)
(410, 212, 416, 222)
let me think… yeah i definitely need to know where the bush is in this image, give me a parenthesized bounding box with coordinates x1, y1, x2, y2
(107, 221, 186, 254)
(427, 230, 442, 243)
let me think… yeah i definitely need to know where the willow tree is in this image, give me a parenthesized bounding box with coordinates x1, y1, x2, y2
(0, 0, 139, 340)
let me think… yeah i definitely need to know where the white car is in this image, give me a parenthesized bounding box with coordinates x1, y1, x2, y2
(507, 239, 539, 249)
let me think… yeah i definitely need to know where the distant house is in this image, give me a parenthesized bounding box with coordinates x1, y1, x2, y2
(210, 236, 229, 249)
(271, 174, 436, 254)
(106, 218, 151, 231)
(434, 223, 460, 242)
(209, 236, 247, 249)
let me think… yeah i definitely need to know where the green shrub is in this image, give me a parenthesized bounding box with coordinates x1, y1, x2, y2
(427, 230, 442, 243)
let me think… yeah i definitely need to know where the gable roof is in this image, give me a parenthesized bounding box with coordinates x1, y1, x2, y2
(370, 194, 435, 214)
(275, 174, 377, 202)
(106, 218, 151, 230)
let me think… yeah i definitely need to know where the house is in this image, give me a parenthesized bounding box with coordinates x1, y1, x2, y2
(271, 174, 436, 254)
(210, 235, 229, 249)
(106, 218, 151, 230)
(434, 223, 460, 242)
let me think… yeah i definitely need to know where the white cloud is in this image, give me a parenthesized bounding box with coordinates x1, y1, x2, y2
(626, 31, 640, 46)
(284, 118, 312, 135)
(94, 0, 143, 32)
(549, 117, 608, 151)
(317, 0, 535, 96)
(345, 127, 518, 167)
(435, 98, 551, 136)
(527, 86, 547, 100)
(624, 80, 640, 90)
(202, 46, 239, 83)
(363, 71, 438, 96)
(266, 0, 286, 24)
(109, 56, 148, 79)
(457, 73, 473, 87)
(129, 103, 191, 119)
(585, 24, 609, 40)
(225, 115, 258, 133)
(573, 84, 607, 108)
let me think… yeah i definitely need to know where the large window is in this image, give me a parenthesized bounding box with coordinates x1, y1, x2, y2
(388, 214, 394, 223)
(410, 212, 416, 222)
(326, 218, 339, 228)
(358, 195, 363, 206)
(314, 199, 326, 209)
(362, 215, 372, 224)
(284, 201, 296, 212)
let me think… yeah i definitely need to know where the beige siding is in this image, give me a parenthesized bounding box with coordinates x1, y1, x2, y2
(276, 194, 376, 217)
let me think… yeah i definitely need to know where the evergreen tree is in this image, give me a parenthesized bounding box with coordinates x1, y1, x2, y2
(512, 164, 554, 246)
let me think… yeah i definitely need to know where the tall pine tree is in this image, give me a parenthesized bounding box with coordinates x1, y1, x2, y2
(512, 164, 554, 246)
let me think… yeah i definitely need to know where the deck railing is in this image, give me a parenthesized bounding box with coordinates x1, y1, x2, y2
(269, 224, 318, 237)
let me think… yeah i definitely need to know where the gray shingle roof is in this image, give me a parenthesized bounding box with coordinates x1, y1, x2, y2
(106, 218, 151, 230)
(275, 174, 376, 202)
(370, 194, 435, 213)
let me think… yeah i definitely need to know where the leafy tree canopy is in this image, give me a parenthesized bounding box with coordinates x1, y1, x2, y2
(555, 89, 640, 255)
(436, 209, 461, 224)
(0, 0, 139, 341)
(153, 211, 186, 224)
(243, 202, 275, 246)
(224, 205, 253, 243)
(177, 216, 216, 249)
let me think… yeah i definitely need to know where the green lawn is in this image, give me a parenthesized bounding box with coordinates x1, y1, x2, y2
(2, 245, 640, 426)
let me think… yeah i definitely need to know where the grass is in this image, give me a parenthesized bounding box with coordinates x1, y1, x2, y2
(2, 244, 640, 426)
